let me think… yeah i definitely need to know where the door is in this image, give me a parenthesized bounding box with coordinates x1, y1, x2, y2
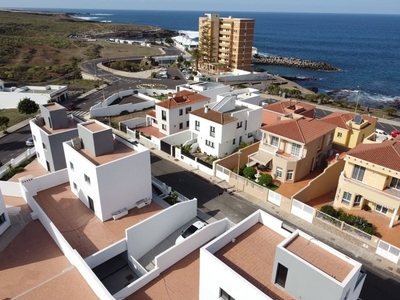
(88, 196, 95, 212)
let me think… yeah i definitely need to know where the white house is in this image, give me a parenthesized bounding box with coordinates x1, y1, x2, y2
(189, 94, 262, 157)
(63, 120, 152, 222)
(176, 82, 230, 102)
(199, 210, 366, 300)
(30, 103, 82, 172)
(146, 90, 211, 136)
(217, 87, 261, 106)
(172, 35, 198, 51)
(0, 190, 11, 236)
(0, 81, 68, 109)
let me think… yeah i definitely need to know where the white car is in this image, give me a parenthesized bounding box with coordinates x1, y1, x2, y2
(26, 136, 34, 147)
(175, 220, 206, 244)
(375, 129, 388, 135)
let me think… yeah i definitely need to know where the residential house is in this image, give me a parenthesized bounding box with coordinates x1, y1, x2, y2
(0, 81, 68, 109)
(30, 103, 81, 172)
(262, 100, 315, 125)
(250, 117, 336, 183)
(199, 13, 255, 72)
(176, 82, 230, 102)
(172, 35, 198, 51)
(146, 90, 211, 136)
(63, 120, 152, 221)
(217, 87, 261, 106)
(189, 94, 262, 157)
(320, 112, 377, 151)
(0, 190, 11, 236)
(334, 139, 400, 227)
(200, 210, 365, 300)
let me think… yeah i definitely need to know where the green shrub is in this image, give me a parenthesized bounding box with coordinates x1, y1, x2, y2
(320, 205, 338, 217)
(243, 166, 257, 179)
(258, 173, 273, 186)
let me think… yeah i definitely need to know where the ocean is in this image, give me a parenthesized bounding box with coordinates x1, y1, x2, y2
(29, 9, 400, 107)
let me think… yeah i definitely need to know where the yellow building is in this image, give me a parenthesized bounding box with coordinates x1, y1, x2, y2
(199, 13, 255, 72)
(334, 140, 400, 227)
(320, 112, 377, 151)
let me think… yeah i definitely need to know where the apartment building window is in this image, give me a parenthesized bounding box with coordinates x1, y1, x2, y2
(220, 289, 235, 300)
(375, 204, 388, 215)
(84, 174, 91, 185)
(328, 133, 333, 145)
(162, 110, 167, 121)
(342, 192, 351, 205)
(0, 213, 6, 225)
(33, 135, 36, 141)
(248, 132, 253, 138)
(179, 109, 183, 116)
(70, 162, 74, 170)
(42, 143, 47, 150)
(354, 195, 362, 207)
(205, 140, 214, 148)
(291, 143, 301, 156)
(73, 182, 77, 190)
(186, 120, 189, 128)
(276, 167, 283, 178)
(286, 170, 294, 180)
(237, 121, 242, 128)
(271, 136, 279, 147)
(337, 132, 343, 138)
(195, 120, 200, 131)
(390, 177, 400, 189)
(233, 138, 236, 145)
(179, 123, 183, 129)
(210, 126, 216, 137)
(162, 124, 167, 130)
(275, 263, 288, 288)
(351, 165, 365, 181)
(186, 107, 192, 114)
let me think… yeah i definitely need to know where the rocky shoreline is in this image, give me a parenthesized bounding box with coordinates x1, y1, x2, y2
(252, 56, 339, 71)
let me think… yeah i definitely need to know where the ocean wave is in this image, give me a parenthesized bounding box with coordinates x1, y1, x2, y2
(257, 51, 278, 57)
(72, 16, 100, 21)
(100, 20, 112, 23)
(328, 89, 400, 108)
(91, 13, 113, 16)
(178, 30, 198, 39)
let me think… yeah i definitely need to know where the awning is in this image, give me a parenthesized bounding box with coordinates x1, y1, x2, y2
(250, 150, 273, 165)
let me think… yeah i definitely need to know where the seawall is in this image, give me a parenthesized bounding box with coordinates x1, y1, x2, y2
(252, 56, 339, 71)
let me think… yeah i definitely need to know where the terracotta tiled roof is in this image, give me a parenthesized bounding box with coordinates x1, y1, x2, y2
(146, 110, 156, 118)
(156, 90, 210, 109)
(260, 117, 336, 144)
(190, 107, 237, 125)
(320, 112, 377, 129)
(264, 100, 315, 114)
(347, 140, 400, 172)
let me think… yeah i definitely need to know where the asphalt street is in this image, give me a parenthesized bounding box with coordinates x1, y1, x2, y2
(0, 125, 32, 166)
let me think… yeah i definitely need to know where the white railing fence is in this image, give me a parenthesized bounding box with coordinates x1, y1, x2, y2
(0, 147, 36, 179)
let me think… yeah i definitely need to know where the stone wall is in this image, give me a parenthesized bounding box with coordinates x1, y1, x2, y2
(252, 56, 339, 71)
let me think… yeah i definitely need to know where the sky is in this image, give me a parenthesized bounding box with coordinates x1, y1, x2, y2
(3, 0, 400, 15)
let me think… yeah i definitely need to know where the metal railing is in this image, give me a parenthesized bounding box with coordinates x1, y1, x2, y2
(315, 210, 342, 228)
(342, 223, 373, 241)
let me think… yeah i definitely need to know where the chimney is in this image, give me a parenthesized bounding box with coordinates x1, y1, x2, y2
(204, 105, 209, 113)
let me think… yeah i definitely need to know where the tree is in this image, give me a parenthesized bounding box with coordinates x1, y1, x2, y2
(164, 37, 173, 44)
(382, 106, 397, 117)
(198, 23, 216, 71)
(243, 167, 257, 179)
(258, 174, 273, 187)
(191, 48, 201, 70)
(0, 116, 10, 133)
(18, 97, 39, 116)
(177, 54, 184, 63)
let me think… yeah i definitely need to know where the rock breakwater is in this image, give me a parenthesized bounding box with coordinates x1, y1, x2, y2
(252, 56, 339, 71)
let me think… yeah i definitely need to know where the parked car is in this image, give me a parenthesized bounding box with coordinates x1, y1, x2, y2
(26, 136, 34, 147)
(172, 75, 180, 80)
(66, 104, 77, 111)
(175, 220, 206, 244)
(375, 129, 388, 135)
(391, 130, 400, 137)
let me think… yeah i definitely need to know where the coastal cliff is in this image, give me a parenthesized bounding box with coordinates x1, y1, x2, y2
(252, 56, 339, 71)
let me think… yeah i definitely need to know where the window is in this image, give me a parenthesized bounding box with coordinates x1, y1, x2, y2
(210, 126, 216, 137)
(239, 136, 242, 144)
(0, 213, 6, 225)
(33, 135, 36, 141)
(286, 170, 294, 180)
(328, 133, 333, 145)
(390, 177, 400, 190)
(220, 289, 235, 300)
(70, 162, 74, 170)
(205, 140, 214, 148)
(354, 195, 362, 207)
(185, 107, 191, 114)
(275, 263, 288, 288)
(73, 182, 77, 190)
(236, 121, 242, 128)
(342, 192, 351, 205)
(84, 174, 91, 185)
(233, 138, 236, 145)
(351, 165, 365, 181)
(271, 136, 279, 147)
(186, 120, 189, 128)
(337, 132, 343, 138)
(162, 110, 167, 121)
(245, 120, 247, 130)
(195, 120, 200, 131)
(42, 143, 47, 150)
(276, 167, 283, 178)
(248, 132, 253, 138)
(179, 109, 183, 116)
(162, 124, 167, 130)
(375, 204, 388, 215)
(179, 122, 183, 129)
(291, 143, 301, 156)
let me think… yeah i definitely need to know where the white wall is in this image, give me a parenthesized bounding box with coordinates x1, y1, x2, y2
(35, 169, 69, 192)
(0, 92, 50, 109)
(175, 148, 214, 176)
(0, 182, 22, 197)
(30, 119, 47, 171)
(85, 239, 127, 268)
(0, 191, 11, 235)
(126, 200, 197, 259)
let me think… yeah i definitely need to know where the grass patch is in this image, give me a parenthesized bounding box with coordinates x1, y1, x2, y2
(0, 109, 30, 127)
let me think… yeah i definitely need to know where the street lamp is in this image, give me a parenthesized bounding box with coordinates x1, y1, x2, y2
(236, 151, 242, 192)
(355, 86, 360, 113)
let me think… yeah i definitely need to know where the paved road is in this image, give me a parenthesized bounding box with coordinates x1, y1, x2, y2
(0, 125, 32, 166)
